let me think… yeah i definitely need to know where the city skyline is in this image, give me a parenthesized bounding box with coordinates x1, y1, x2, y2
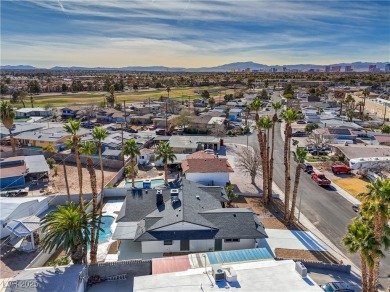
(1, 0, 390, 67)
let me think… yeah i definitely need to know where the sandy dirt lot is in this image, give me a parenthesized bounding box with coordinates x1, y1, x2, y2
(50, 163, 118, 195)
(275, 248, 339, 264)
(333, 177, 370, 197)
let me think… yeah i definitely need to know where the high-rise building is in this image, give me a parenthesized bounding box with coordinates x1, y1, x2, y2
(369, 65, 376, 72)
(325, 66, 331, 73)
(345, 66, 353, 72)
(331, 66, 341, 72)
(385, 64, 390, 73)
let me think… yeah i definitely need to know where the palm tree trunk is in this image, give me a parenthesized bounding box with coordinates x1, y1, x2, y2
(360, 254, 368, 292)
(71, 242, 84, 264)
(164, 163, 168, 184)
(62, 154, 71, 203)
(367, 265, 374, 292)
(131, 158, 135, 188)
(268, 122, 275, 202)
(372, 213, 382, 292)
(8, 128, 16, 156)
(288, 163, 301, 223)
(284, 124, 291, 221)
(257, 131, 267, 203)
(94, 144, 105, 259)
(74, 144, 84, 209)
(86, 158, 98, 264)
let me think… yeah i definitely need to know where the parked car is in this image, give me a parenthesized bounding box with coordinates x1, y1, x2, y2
(352, 204, 361, 213)
(310, 150, 328, 156)
(156, 129, 171, 136)
(320, 281, 355, 292)
(81, 122, 94, 129)
(148, 124, 157, 130)
(311, 172, 331, 186)
(297, 120, 306, 124)
(108, 126, 120, 131)
(331, 165, 352, 175)
(292, 131, 307, 137)
(125, 127, 138, 133)
(301, 162, 314, 173)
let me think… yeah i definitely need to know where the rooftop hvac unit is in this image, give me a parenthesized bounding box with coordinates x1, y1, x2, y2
(295, 261, 307, 278)
(170, 189, 179, 195)
(212, 264, 225, 282)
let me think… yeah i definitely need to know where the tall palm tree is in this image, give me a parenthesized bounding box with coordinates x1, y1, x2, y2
(338, 100, 344, 116)
(92, 128, 108, 192)
(268, 101, 282, 201)
(64, 120, 84, 209)
(79, 141, 99, 264)
(362, 88, 369, 113)
(257, 116, 272, 204)
(40, 203, 92, 264)
(288, 147, 307, 224)
(358, 178, 390, 289)
(357, 101, 365, 118)
(280, 109, 299, 221)
(250, 98, 262, 121)
(155, 142, 176, 184)
(343, 217, 380, 292)
(0, 101, 16, 156)
(122, 139, 140, 187)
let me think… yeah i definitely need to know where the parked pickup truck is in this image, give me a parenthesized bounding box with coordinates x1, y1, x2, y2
(311, 172, 331, 186)
(331, 164, 352, 175)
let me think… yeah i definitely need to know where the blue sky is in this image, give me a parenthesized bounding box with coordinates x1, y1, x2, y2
(1, 0, 389, 67)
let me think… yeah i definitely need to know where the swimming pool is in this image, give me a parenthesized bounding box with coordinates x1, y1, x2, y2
(124, 179, 165, 189)
(96, 215, 115, 243)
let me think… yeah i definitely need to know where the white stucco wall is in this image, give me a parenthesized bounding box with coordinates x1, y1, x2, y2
(142, 240, 181, 253)
(185, 172, 229, 187)
(137, 153, 150, 165)
(190, 239, 215, 252)
(221, 238, 257, 251)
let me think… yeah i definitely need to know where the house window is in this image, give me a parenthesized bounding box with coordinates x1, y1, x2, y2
(224, 239, 240, 243)
(164, 240, 173, 245)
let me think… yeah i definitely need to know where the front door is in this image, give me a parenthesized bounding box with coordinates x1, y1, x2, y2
(180, 239, 190, 251)
(214, 239, 222, 251)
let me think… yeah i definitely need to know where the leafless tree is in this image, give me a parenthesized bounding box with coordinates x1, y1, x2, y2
(82, 105, 96, 121)
(210, 123, 226, 138)
(236, 144, 262, 185)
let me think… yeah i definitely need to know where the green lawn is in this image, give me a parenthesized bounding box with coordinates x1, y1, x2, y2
(10, 86, 233, 108)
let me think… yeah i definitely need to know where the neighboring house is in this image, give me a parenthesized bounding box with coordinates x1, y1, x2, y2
(189, 116, 212, 132)
(168, 136, 220, 154)
(132, 114, 154, 125)
(0, 196, 48, 238)
(129, 102, 162, 115)
(101, 149, 122, 160)
(5, 265, 87, 292)
(0, 122, 46, 140)
(152, 115, 175, 128)
(137, 148, 154, 165)
(15, 108, 53, 118)
(314, 127, 357, 144)
(181, 151, 233, 187)
(229, 108, 242, 121)
(60, 107, 81, 119)
(0, 155, 49, 189)
(207, 117, 226, 130)
(227, 101, 246, 108)
(96, 109, 130, 123)
(113, 179, 267, 254)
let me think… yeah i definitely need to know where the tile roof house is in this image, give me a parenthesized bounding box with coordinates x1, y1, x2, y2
(113, 179, 267, 254)
(314, 127, 357, 144)
(182, 151, 233, 186)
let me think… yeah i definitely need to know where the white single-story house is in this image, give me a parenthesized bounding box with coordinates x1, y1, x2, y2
(15, 108, 53, 118)
(0, 197, 48, 239)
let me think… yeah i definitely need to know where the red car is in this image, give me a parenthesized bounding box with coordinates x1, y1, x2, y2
(331, 165, 352, 175)
(311, 172, 331, 186)
(148, 124, 157, 130)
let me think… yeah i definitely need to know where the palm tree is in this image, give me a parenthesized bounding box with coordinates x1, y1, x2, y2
(257, 116, 272, 204)
(79, 141, 99, 264)
(155, 142, 176, 184)
(343, 217, 380, 292)
(125, 164, 138, 185)
(358, 178, 390, 290)
(280, 109, 299, 221)
(288, 147, 307, 224)
(244, 103, 251, 126)
(122, 139, 140, 187)
(208, 97, 216, 109)
(362, 88, 369, 113)
(338, 100, 344, 116)
(40, 203, 92, 264)
(357, 101, 365, 117)
(269, 101, 282, 201)
(166, 86, 171, 98)
(64, 120, 84, 209)
(0, 101, 16, 156)
(250, 98, 262, 121)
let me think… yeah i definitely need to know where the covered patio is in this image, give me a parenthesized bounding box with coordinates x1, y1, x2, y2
(6, 215, 41, 252)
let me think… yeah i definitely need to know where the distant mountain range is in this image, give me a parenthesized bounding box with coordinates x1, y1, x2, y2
(1, 61, 388, 72)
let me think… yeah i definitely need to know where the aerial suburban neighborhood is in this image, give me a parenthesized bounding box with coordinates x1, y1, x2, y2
(1, 1, 390, 292)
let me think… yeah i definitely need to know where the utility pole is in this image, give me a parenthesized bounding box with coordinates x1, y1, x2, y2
(121, 123, 125, 167)
(165, 101, 168, 133)
(123, 100, 127, 128)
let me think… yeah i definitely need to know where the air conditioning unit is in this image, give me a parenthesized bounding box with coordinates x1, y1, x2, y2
(295, 261, 307, 278)
(212, 264, 225, 282)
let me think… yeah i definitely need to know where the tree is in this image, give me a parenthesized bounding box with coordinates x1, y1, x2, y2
(268, 101, 282, 201)
(40, 203, 92, 264)
(62, 83, 68, 93)
(210, 123, 226, 139)
(380, 124, 390, 134)
(357, 101, 365, 117)
(122, 139, 140, 188)
(0, 83, 9, 95)
(166, 86, 171, 98)
(344, 94, 356, 112)
(125, 164, 138, 185)
(283, 84, 294, 97)
(357, 178, 390, 290)
(106, 84, 115, 107)
(63, 120, 84, 209)
(27, 80, 41, 94)
(346, 109, 355, 122)
(362, 88, 370, 113)
(155, 142, 176, 184)
(236, 145, 262, 185)
(0, 101, 16, 156)
(305, 123, 319, 133)
(46, 157, 55, 169)
(343, 217, 380, 292)
(260, 89, 268, 100)
(172, 110, 192, 130)
(338, 100, 344, 116)
(226, 184, 238, 205)
(208, 96, 216, 109)
(280, 109, 300, 221)
(201, 90, 210, 100)
(114, 103, 122, 111)
(250, 98, 262, 121)
(11, 90, 28, 107)
(256, 115, 273, 204)
(91, 127, 108, 263)
(224, 94, 234, 102)
(79, 141, 99, 264)
(288, 147, 307, 224)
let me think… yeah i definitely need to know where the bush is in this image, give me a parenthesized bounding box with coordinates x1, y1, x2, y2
(305, 123, 319, 133)
(53, 165, 58, 176)
(242, 126, 250, 135)
(47, 157, 55, 169)
(47, 256, 70, 267)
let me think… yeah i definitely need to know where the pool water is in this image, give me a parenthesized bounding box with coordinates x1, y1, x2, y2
(95, 215, 115, 243)
(125, 179, 165, 189)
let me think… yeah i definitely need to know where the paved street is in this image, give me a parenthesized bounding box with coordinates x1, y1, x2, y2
(224, 92, 390, 289)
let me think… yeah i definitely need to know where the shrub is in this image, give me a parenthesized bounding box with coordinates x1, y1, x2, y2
(305, 123, 319, 133)
(47, 157, 55, 169)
